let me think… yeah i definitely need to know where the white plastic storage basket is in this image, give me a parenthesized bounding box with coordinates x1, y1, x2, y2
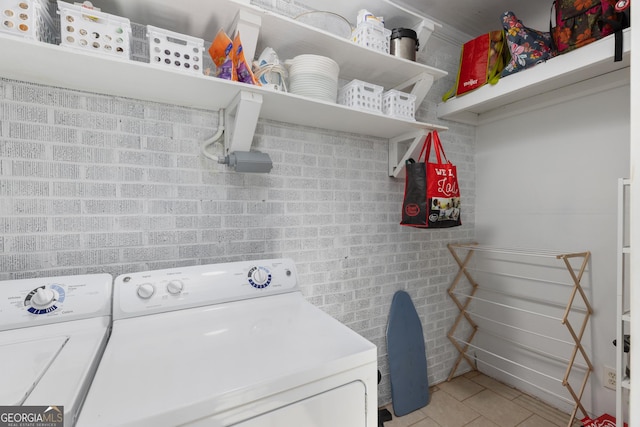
(1, 0, 56, 43)
(338, 79, 383, 113)
(351, 21, 390, 54)
(147, 25, 204, 74)
(57, 1, 131, 59)
(382, 89, 416, 120)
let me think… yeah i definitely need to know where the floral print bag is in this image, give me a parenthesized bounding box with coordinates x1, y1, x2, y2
(501, 11, 555, 77)
(551, 0, 627, 59)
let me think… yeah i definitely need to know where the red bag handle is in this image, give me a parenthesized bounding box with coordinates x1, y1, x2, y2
(418, 131, 450, 165)
(432, 130, 451, 164)
(418, 132, 431, 162)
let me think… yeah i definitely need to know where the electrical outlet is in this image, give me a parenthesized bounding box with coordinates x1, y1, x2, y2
(604, 366, 616, 390)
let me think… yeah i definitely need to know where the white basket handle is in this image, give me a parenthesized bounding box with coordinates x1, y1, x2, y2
(162, 35, 189, 47)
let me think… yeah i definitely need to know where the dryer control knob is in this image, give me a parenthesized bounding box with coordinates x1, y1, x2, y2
(137, 283, 155, 299)
(248, 267, 271, 289)
(252, 268, 268, 285)
(31, 287, 55, 307)
(167, 280, 184, 295)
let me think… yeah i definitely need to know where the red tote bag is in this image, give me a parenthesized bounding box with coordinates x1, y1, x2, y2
(401, 131, 461, 228)
(441, 31, 508, 101)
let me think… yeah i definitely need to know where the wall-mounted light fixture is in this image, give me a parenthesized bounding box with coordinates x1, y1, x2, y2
(219, 151, 273, 173)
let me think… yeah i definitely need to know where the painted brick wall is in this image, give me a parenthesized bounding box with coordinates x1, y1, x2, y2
(0, 10, 474, 407)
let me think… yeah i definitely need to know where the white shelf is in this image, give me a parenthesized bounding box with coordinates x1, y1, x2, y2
(437, 28, 631, 125)
(0, 35, 445, 140)
(92, 0, 442, 60)
(294, 0, 442, 53)
(295, 0, 441, 33)
(88, 0, 446, 93)
(17, 0, 448, 177)
(253, 8, 445, 88)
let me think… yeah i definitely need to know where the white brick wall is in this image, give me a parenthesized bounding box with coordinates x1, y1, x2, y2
(0, 14, 475, 406)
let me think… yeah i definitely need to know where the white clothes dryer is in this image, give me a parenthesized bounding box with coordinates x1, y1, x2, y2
(0, 274, 112, 427)
(77, 259, 377, 427)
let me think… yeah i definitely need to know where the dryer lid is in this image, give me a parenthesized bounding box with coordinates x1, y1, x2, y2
(78, 292, 377, 427)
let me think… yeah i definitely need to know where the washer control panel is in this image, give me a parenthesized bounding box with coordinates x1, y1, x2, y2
(114, 258, 298, 320)
(24, 284, 65, 315)
(0, 274, 113, 331)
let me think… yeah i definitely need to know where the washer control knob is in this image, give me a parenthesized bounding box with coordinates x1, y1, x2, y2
(32, 287, 55, 307)
(167, 280, 184, 295)
(137, 283, 155, 299)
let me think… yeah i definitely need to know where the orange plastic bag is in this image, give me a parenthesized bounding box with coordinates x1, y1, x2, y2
(233, 33, 260, 85)
(208, 29, 235, 80)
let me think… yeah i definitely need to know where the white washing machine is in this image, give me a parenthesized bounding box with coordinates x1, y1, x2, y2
(0, 273, 112, 427)
(77, 258, 377, 427)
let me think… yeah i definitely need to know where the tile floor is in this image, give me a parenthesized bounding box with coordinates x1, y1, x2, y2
(381, 371, 583, 427)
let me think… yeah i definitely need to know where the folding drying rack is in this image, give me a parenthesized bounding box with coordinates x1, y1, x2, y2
(446, 243, 593, 426)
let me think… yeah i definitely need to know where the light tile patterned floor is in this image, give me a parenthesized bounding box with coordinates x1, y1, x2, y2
(381, 371, 583, 427)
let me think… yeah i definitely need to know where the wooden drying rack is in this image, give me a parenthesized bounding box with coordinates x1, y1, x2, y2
(446, 243, 593, 426)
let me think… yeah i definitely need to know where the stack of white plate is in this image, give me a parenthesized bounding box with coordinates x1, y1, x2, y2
(286, 55, 340, 103)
